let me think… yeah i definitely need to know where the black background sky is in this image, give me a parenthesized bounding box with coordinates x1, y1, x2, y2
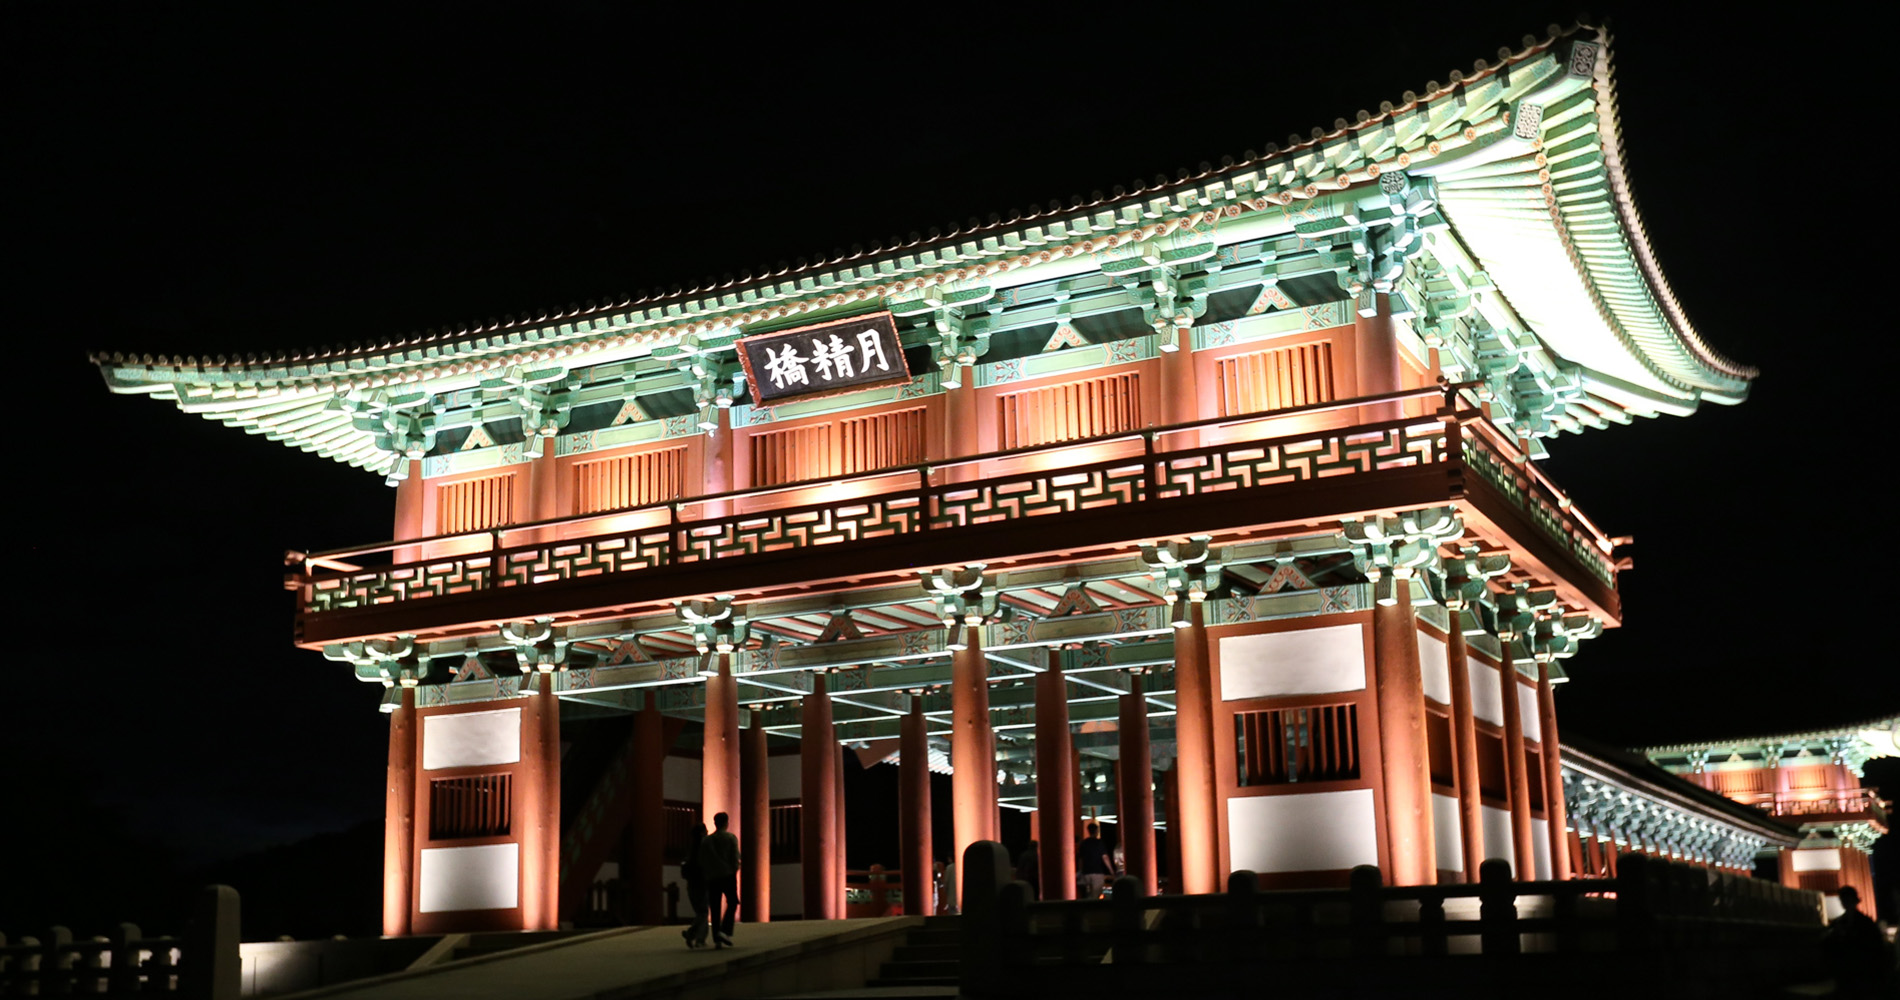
(8, 3, 1895, 933)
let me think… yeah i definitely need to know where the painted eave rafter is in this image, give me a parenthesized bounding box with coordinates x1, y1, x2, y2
(91, 22, 1751, 476)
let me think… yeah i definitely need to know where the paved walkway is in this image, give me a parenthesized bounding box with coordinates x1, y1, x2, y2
(277, 918, 918, 1000)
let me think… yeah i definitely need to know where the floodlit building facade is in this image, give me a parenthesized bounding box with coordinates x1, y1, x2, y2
(99, 24, 1867, 936)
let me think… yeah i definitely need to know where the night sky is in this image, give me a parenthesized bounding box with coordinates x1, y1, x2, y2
(10, 4, 1894, 933)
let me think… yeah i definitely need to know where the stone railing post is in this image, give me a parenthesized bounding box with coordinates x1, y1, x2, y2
(108, 923, 143, 995)
(184, 885, 240, 1000)
(1615, 853, 1652, 955)
(45, 926, 74, 993)
(1111, 875, 1145, 965)
(1348, 865, 1383, 958)
(1478, 859, 1518, 955)
(1226, 870, 1259, 958)
(959, 841, 1013, 998)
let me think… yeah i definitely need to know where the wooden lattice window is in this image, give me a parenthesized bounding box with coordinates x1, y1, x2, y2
(1234, 702, 1359, 786)
(1525, 747, 1545, 810)
(429, 774, 511, 840)
(996, 372, 1143, 449)
(1785, 766, 1829, 790)
(436, 472, 517, 534)
(1213, 341, 1335, 416)
(572, 446, 687, 515)
(750, 408, 928, 488)
(749, 423, 833, 487)
(1427, 709, 1454, 787)
(1712, 769, 1773, 796)
(839, 407, 927, 475)
(1476, 730, 1507, 800)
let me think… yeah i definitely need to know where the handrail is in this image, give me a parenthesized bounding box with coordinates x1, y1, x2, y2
(303, 383, 1460, 563)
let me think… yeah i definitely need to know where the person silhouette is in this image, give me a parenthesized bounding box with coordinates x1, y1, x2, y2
(1823, 886, 1892, 997)
(698, 811, 742, 948)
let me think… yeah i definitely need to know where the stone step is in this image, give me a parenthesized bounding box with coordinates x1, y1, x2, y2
(890, 943, 959, 962)
(875, 959, 960, 980)
(863, 977, 961, 989)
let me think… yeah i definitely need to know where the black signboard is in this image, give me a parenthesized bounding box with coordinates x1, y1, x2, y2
(735, 311, 911, 405)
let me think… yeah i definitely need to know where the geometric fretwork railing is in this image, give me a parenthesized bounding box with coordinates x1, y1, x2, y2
(299, 387, 1615, 616)
(1458, 421, 1617, 583)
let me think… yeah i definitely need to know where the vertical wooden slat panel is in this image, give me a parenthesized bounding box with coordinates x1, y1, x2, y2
(1213, 342, 1338, 417)
(996, 373, 1143, 449)
(437, 472, 519, 534)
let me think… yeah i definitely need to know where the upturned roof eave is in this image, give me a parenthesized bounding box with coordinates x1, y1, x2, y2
(90, 23, 1755, 471)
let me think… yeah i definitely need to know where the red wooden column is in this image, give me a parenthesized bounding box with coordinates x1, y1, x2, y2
(951, 624, 997, 862)
(1372, 574, 1436, 885)
(1171, 601, 1218, 894)
(944, 365, 979, 481)
(627, 700, 666, 925)
(520, 671, 562, 930)
(382, 685, 417, 936)
(1496, 635, 1536, 878)
(899, 695, 932, 915)
(1536, 661, 1571, 879)
(392, 473, 424, 564)
(1118, 676, 1158, 897)
(1445, 606, 1484, 882)
(801, 673, 838, 919)
(703, 654, 740, 840)
(1158, 323, 1199, 427)
(835, 745, 848, 915)
(741, 718, 770, 922)
(1035, 662, 1076, 901)
(704, 403, 734, 517)
(1161, 765, 1185, 893)
(1353, 292, 1403, 421)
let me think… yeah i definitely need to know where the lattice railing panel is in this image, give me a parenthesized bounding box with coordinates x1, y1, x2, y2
(1154, 421, 1445, 499)
(928, 463, 1146, 528)
(679, 497, 924, 563)
(1459, 429, 1615, 583)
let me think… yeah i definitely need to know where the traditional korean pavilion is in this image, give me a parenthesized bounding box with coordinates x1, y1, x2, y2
(95, 23, 1854, 937)
(1642, 716, 1896, 917)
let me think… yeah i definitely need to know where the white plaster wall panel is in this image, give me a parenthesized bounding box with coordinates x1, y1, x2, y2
(769, 756, 802, 798)
(1518, 683, 1541, 743)
(1823, 895, 1845, 920)
(421, 708, 521, 771)
(1468, 658, 1503, 726)
(1418, 633, 1451, 706)
(1219, 624, 1366, 701)
(1432, 793, 1463, 873)
(1481, 805, 1515, 872)
(418, 844, 518, 913)
(1532, 819, 1552, 880)
(1791, 848, 1841, 872)
(664, 756, 703, 801)
(1227, 789, 1378, 873)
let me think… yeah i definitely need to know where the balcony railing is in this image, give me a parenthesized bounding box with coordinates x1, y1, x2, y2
(1759, 788, 1888, 825)
(293, 386, 1617, 618)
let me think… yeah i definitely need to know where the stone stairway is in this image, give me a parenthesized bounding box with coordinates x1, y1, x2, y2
(862, 915, 961, 992)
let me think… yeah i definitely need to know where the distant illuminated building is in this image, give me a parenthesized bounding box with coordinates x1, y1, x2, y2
(1644, 718, 1896, 917)
(100, 24, 1862, 937)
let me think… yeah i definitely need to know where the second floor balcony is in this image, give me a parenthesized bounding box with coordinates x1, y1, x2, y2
(288, 385, 1623, 647)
